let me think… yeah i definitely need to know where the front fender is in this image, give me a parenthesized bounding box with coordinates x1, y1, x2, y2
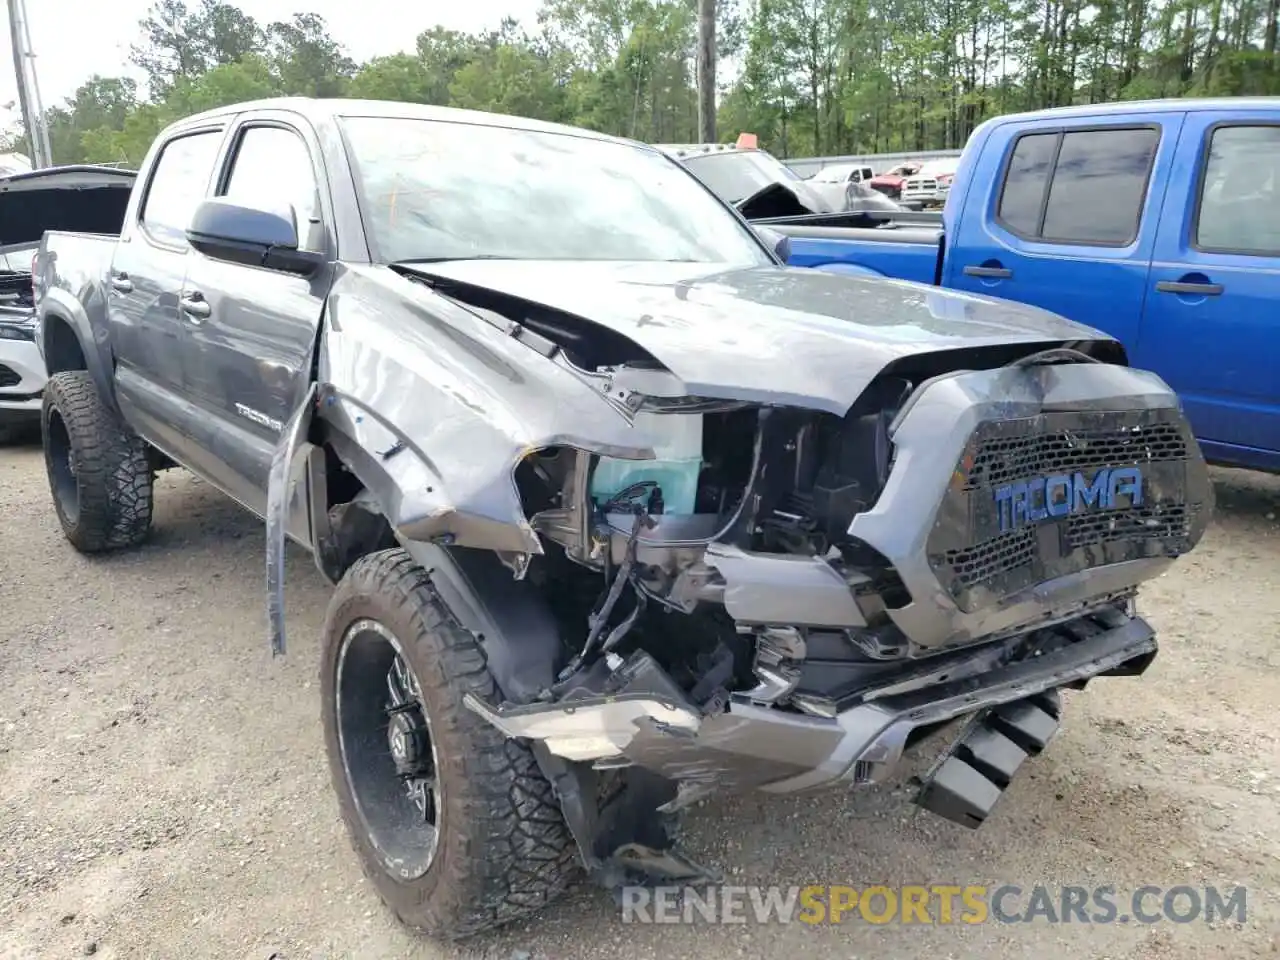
(265, 264, 657, 655)
(317, 266, 654, 551)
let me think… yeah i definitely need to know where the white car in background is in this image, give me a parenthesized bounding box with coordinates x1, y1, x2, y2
(901, 157, 961, 206)
(0, 165, 134, 442)
(808, 162, 876, 185)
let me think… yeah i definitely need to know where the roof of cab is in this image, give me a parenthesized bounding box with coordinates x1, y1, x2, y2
(168, 97, 648, 148)
(992, 96, 1280, 125)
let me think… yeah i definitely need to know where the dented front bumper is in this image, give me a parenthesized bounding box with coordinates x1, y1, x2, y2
(464, 606, 1156, 813)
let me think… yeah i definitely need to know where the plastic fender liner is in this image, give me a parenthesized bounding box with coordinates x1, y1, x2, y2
(400, 540, 565, 704)
(266, 381, 318, 656)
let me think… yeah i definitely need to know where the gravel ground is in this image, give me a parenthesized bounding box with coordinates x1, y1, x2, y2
(1, 439, 1278, 960)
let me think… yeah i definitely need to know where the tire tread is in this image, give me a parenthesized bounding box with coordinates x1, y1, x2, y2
(321, 548, 578, 940)
(42, 371, 152, 552)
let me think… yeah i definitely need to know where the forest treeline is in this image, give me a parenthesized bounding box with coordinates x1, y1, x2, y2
(6, 0, 1278, 164)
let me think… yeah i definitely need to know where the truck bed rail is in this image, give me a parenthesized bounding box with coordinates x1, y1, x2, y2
(750, 209, 944, 228)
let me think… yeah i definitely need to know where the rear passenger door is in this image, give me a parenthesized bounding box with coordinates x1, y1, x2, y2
(945, 113, 1183, 349)
(107, 125, 225, 457)
(178, 115, 334, 517)
(1136, 113, 1280, 470)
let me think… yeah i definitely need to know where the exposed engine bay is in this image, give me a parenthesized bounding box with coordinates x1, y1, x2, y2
(514, 373, 913, 712)
(488, 333, 1209, 714)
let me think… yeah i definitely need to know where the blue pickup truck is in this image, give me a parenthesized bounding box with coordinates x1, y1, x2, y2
(772, 98, 1280, 474)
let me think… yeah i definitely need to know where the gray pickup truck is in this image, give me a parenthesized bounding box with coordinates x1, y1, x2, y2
(34, 97, 1212, 940)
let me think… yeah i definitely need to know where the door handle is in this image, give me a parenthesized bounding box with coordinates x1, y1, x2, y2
(963, 265, 1013, 279)
(109, 273, 133, 294)
(180, 293, 212, 320)
(1156, 280, 1224, 296)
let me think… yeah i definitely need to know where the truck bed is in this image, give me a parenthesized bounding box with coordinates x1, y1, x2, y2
(34, 231, 122, 380)
(38, 231, 120, 292)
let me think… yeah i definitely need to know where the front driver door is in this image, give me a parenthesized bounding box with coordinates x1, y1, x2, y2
(178, 115, 334, 516)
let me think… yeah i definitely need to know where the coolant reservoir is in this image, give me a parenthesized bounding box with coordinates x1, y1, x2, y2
(590, 411, 703, 515)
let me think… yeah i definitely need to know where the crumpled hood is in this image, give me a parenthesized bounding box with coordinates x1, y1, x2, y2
(409, 259, 1115, 415)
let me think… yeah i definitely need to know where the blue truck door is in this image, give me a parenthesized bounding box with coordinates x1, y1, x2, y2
(1136, 112, 1280, 472)
(945, 111, 1183, 349)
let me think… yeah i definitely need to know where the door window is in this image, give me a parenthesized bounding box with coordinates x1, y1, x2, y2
(997, 126, 1160, 245)
(221, 125, 323, 252)
(139, 130, 224, 247)
(996, 133, 1056, 236)
(1195, 125, 1280, 256)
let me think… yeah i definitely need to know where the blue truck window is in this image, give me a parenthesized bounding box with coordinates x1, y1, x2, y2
(998, 132, 1056, 235)
(1042, 128, 1159, 243)
(996, 126, 1159, 246)
(1195, 124, 1280, 256)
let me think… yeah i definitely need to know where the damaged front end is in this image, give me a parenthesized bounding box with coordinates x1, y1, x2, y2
(456, 350, 1211, 883)
(267, 264, 1212, 889)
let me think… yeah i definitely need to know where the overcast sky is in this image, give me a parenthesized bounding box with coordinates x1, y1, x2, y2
(1, 0, 542, 128)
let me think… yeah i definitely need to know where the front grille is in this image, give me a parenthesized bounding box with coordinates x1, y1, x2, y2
(927, 409, 1202, 613)
(961, 421, 1188, 490)
(0, 364, 19, 388)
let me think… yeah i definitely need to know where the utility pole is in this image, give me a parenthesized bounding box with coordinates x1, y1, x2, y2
(696, 0, 716, 143)
(7, 0, 52, 167)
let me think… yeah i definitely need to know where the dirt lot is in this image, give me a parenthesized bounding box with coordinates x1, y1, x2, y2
(1, 440, 1278, 960)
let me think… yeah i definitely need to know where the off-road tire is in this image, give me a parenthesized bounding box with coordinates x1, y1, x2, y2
(41, 371, 153, 552)
(320, 548, 579, 940)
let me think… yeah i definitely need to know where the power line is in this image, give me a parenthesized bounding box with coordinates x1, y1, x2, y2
(7, 0, 52, 167)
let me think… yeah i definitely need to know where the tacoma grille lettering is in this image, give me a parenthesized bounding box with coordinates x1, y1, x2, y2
(994, 467, 1143, 533)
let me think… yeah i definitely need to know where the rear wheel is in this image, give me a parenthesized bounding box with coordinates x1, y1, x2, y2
(320, 548, 578, 940)
(41, 371, 153, 552)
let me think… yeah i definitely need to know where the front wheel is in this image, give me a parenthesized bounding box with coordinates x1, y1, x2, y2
(320, 548, 578, 940)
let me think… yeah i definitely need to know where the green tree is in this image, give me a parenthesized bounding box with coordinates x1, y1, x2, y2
(17, 0, 1280, 174)
(165, 56, 279, 117)
(348, 54, 437, 103)
(131, 0, 263, 97)
(267, 13, 357, 97)
(450, 41, 569, 121)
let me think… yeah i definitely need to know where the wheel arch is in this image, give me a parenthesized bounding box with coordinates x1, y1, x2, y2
(37, 287, 118, 414)
(266, 388, 565, 702)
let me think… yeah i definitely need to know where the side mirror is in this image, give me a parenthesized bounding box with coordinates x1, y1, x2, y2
(187, 197, 323, 276)
(754, 225, 792, 263)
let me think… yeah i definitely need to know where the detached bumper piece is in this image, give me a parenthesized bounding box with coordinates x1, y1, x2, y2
(464, 607, 1154, 887)
(466, 605, 1156, 820)
(914, 690, 1061, 828)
